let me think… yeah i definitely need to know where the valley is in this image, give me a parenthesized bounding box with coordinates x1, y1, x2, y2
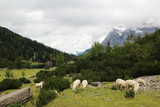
(0, 69, 160, 107)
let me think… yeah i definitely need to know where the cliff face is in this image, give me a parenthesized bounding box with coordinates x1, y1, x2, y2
(102, 26, 158, 47)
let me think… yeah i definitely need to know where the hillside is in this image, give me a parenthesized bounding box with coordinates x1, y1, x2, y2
(0, 26, 77, 68)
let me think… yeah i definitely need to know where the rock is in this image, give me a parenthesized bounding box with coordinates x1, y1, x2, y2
(91, 82, 102, 87)
(107, 98, 112, 101)
(89, 85, 96, 89)
(150, 80, 155, 82)
(0, 87, 33, 107)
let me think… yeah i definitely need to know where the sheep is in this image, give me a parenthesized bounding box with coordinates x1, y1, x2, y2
(116, 79, 126, 90)
(35, 81, 44, 89)
(136, 78, 146, 86)
(125, 80, 139, 94)
(72, 79, 81, 91)
(55, 90, 60, 96)
(82, 80, 88, 89)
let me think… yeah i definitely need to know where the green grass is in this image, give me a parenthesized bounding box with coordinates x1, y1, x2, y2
(0, 70, 160, 107)
(45, 83, 160, 107)
(0, 69, 41, 81)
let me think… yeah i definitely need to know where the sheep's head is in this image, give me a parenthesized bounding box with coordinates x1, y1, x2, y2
(72, 86, 76, 92)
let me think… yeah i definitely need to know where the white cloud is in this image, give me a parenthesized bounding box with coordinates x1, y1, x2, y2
(0, 0, 160, 54)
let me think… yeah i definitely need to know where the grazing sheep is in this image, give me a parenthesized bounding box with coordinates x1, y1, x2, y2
(125, 80, 139, 94)
(116, 79, 126, 90)
(136, 78, 146, 86)
(35, 81, 44, 89)
(82, 80, 88, 89)
(55, 90, 60, 96)
(72, 79, 81, 91)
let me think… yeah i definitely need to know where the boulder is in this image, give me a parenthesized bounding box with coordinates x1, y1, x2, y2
(0, 87, 33, 107)
(91, 82, 102, 87)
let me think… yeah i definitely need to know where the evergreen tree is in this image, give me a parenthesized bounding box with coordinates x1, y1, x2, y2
(56, 53, 65, 67)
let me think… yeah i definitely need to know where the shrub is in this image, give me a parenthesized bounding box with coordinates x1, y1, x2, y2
(124, 89, 135, 98)
(72, 75, 85, 82)
(124, 76, 133, 80)
(0, 79, 22, 92)
(74, 89, 83, 94)
(130, 61, 160, 78)
(22, 71, 25, 77)
(43, 77, 70, 91)
(54, 67, 66, 77)
(36, 89, 56, 107)
(34, 78, 42, 83)
(5, 69, 12, 78)
(19, 77, 31, 84)
(111, 85, 117, 90)
(34, 70, 54, 83)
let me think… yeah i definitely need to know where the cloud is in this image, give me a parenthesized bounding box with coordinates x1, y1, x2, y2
(0, 0, 160, 54)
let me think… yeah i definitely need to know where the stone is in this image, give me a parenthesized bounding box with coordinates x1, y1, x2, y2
(91, 82, 102, 87)
(89, 85, 96, 89)
(0, 87, 33, 107)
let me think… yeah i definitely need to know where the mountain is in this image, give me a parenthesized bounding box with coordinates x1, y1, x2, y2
(80, 49, 90, 55)
(102, 26, 159, 47)
(0, 26, 77, 68)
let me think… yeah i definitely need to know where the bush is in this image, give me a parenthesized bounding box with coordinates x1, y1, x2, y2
(54, 67, 66, 77)
(19, 77, 31, 84)
(124, 76, 133, 80)
(111, 85, 117, 90)
(130, 61, 160, 78)
(74, 89, 83, 94)
(34, 70, 54, 83)
(0, 79, 22, 92)
(124, 89, 135, 98)
(5, 69, 12, 78)
(36, 89, 56, 107)
(43, 77, 70, 91)
(34, 78, 42, 83)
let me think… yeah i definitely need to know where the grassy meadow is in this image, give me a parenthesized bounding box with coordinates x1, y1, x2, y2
(0, 69, 160, 107)
(45, 83, 160, 107)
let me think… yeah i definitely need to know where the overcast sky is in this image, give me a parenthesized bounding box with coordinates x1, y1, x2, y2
(0, 0, 160, 54)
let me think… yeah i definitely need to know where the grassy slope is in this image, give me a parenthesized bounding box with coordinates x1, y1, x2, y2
(46, 83, 160, 107)
(0, 70, 160, 107)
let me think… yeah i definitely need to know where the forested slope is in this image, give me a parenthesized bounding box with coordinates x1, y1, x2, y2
(0, 26, 77, 68)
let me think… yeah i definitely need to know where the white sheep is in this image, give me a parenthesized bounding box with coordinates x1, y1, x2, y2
(35, 81, 44, 89)
(116, 79, 126, 90)
(72, 79, 81, 91)
(82, 80, 88, 89)
(55, 90, 60, 96)
(136, 78, 146, 86)
(125, 80, 139, 94)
